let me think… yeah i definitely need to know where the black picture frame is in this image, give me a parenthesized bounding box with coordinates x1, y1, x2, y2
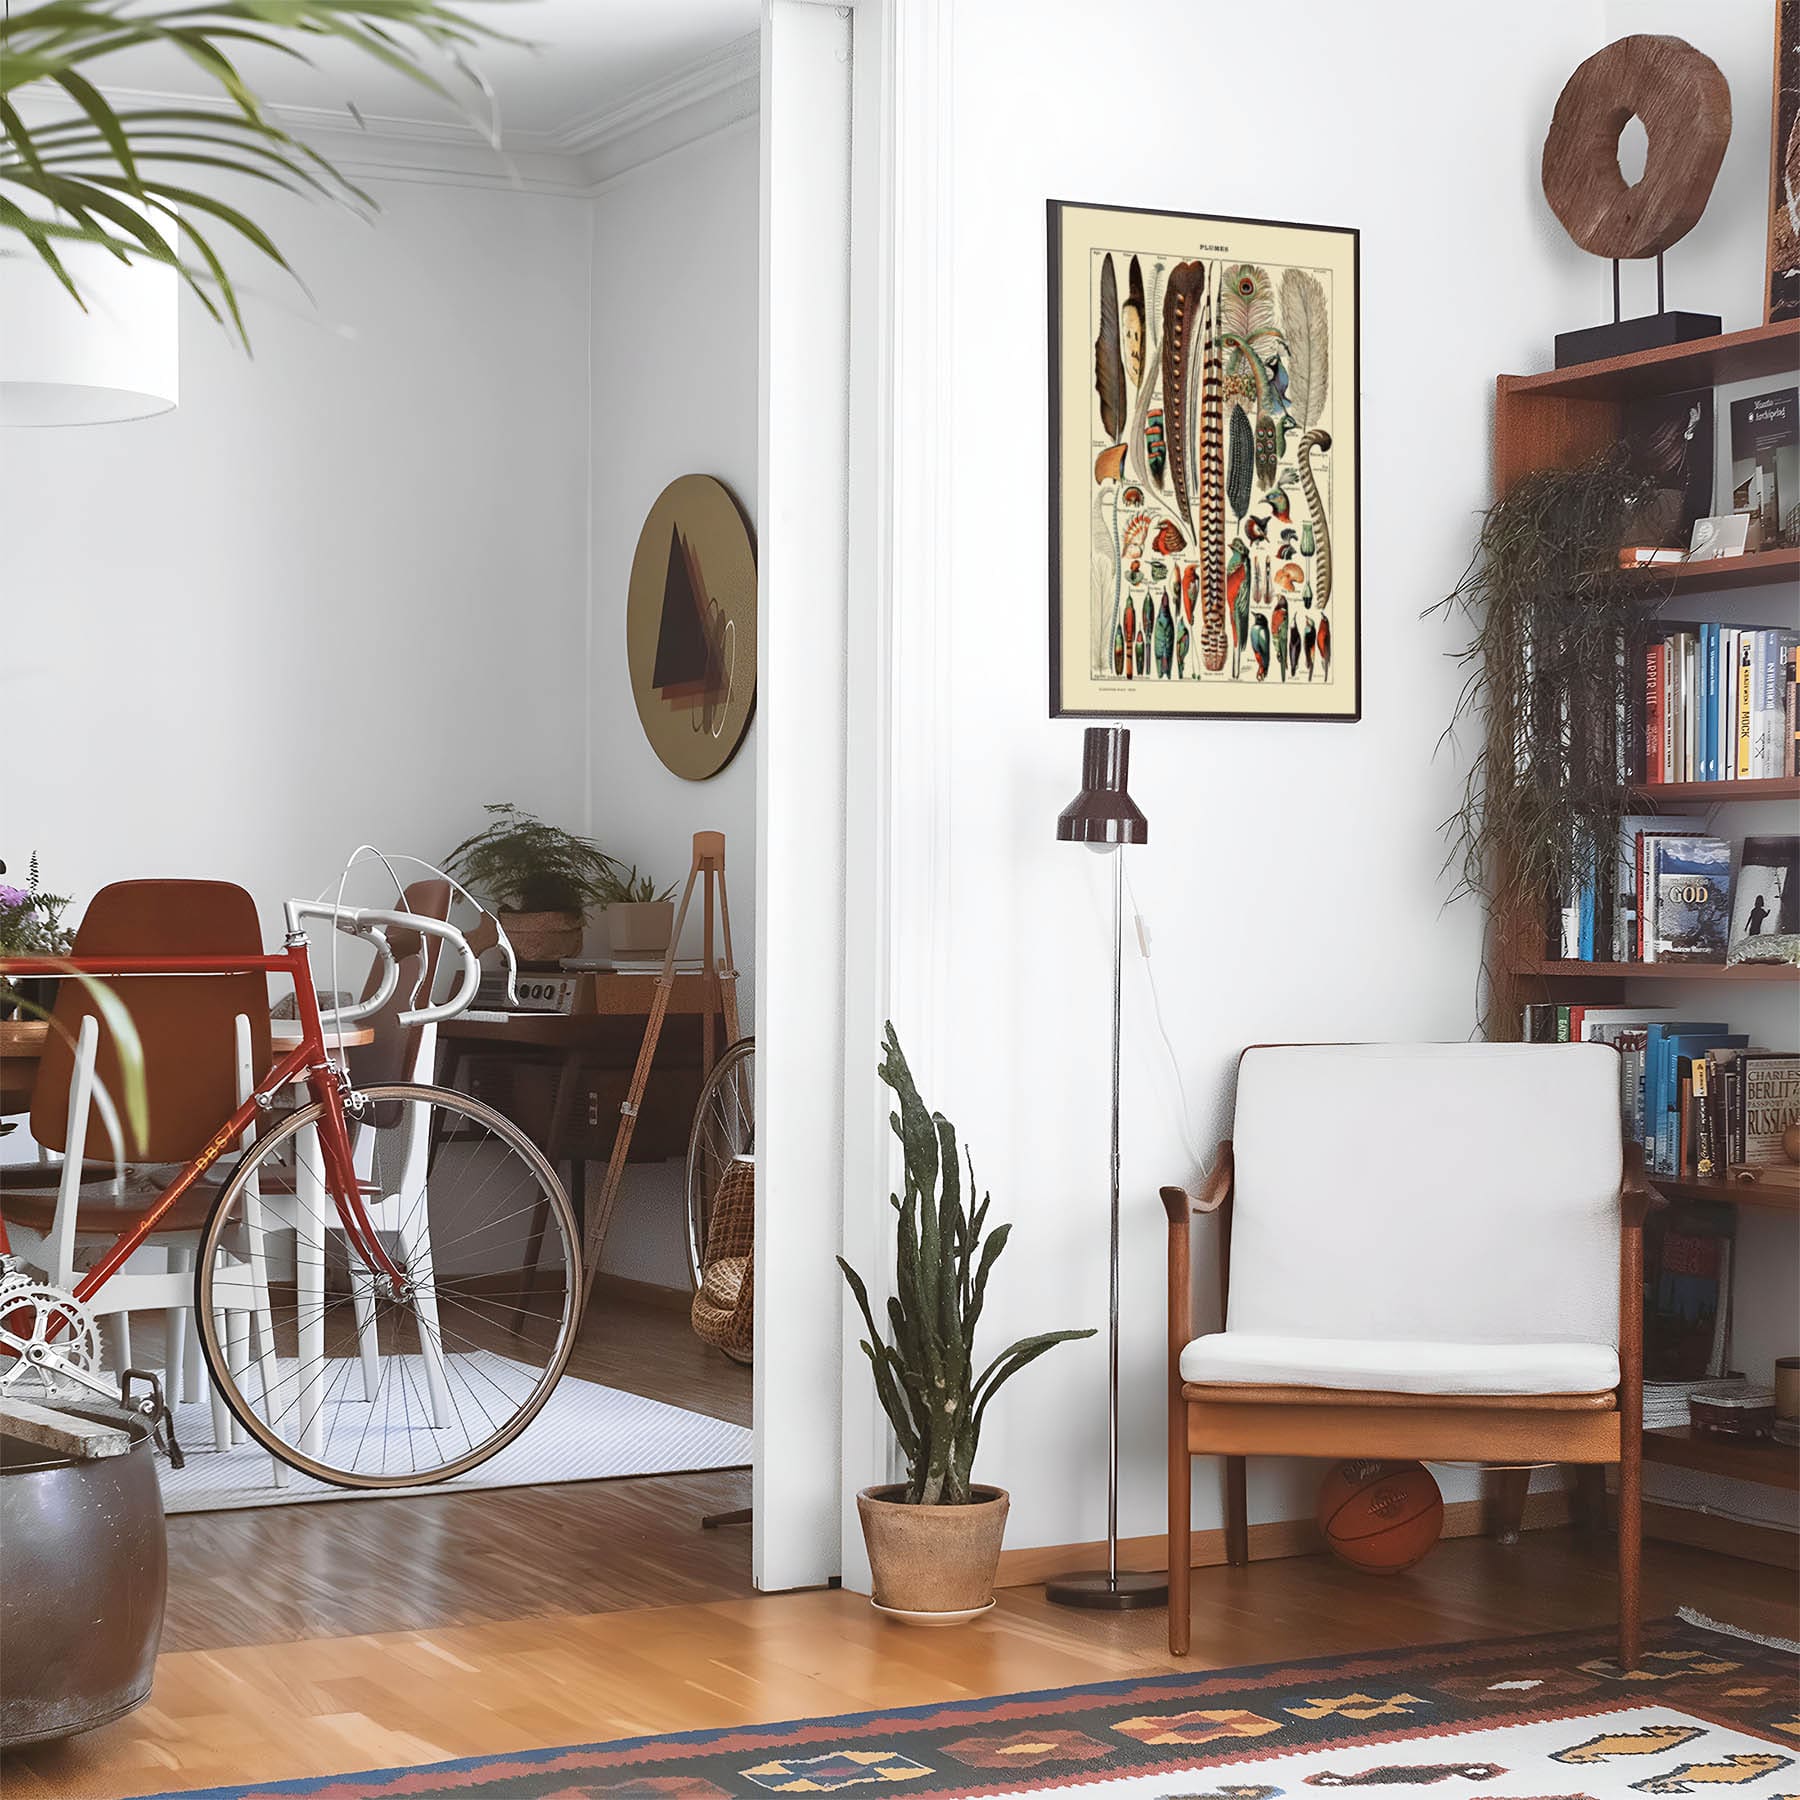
(1047, 198, 1362, 722)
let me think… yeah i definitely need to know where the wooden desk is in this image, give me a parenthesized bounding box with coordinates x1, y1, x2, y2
(437, 973, 734, 1260)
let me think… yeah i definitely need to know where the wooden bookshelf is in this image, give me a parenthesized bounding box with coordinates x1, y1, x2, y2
(1649, 1173, 1800, 1214)
(1627, 546, 1800, 595)
(1643, 1426, 1800, 1491)
(1512, 959, 1800, 983)
(1628, 775, 1800, 803)
(1491, 326, 1800, 1560)
(1501, 318, 1800, 403)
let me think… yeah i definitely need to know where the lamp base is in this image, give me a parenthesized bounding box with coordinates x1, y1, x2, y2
(1043, 1568, 1169, 1610)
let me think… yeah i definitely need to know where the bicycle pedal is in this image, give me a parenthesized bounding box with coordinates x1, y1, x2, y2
(121, 1367, 185, 1470)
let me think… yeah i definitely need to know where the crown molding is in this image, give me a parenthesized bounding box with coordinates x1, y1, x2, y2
(14, 32, 761, 196)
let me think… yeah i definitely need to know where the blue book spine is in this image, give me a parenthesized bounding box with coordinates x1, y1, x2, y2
(1643, 1025, 1665, 1168)
(1578, 868, 1595, 962)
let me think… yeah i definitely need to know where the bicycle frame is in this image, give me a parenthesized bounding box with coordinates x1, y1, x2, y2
(0, 937, 406, 1300)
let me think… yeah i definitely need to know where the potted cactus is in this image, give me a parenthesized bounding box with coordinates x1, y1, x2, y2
(838, 1025, 1094, 1623)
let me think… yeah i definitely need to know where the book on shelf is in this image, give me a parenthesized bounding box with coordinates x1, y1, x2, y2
(1625, 387, 1715, 548)
(1740, 1051, 1800, 1166)
(1644, 835, 1732, 963)
(1643, 1375, 1746, 1429)
(1727, 835, 1799, 954)
(1637, 624, 1799, 784)
(1729, 387, 1797, 548)
(1643, 1202, 1736, 1382)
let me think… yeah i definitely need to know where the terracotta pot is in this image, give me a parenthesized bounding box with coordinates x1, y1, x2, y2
(856, 1484, 1008, 1621)
(605, 900, 675, 959)
(499, 909, 585, 969)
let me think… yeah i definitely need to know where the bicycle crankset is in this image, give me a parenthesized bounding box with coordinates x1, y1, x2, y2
(0, 1275, 110, 1402)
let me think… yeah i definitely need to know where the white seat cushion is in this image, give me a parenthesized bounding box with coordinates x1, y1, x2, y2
(1180, 1332, 1619, 1397)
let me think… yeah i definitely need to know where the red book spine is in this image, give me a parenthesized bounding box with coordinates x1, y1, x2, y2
(1645, 640, 1663, 784)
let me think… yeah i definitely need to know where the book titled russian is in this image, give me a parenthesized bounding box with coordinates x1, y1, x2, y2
(1646, 836, 1732, 963)
(1730, 387, 1798, 545)
(1739, 1053, 1800, 1167)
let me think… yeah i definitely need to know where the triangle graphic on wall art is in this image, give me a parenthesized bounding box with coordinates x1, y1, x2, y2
(652, 525, 724, 706)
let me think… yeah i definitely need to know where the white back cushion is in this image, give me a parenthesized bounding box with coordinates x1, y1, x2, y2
(1227, 1044, 1622, 1348)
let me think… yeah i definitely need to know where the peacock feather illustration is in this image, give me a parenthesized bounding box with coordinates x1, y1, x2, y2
(1296, 429, 1333, 610)
(1094, 253, 1127, 446)
(1160, 260, 1207, 531)
(1218, 263, 1281, 508)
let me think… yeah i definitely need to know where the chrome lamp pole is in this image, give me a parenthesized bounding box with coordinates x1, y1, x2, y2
(1045, 725, 1166, 1611)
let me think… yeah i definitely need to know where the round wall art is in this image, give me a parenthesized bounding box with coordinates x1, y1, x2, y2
(625, 474, 757, 782)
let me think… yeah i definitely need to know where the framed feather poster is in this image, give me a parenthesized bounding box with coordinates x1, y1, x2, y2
(1048, 200, 1360, 721)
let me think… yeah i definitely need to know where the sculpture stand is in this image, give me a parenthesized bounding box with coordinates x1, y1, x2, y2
(1554, 252, 1720, 367)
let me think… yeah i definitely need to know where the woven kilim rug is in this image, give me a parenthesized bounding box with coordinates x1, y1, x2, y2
(136, 1613, 1797, 1800)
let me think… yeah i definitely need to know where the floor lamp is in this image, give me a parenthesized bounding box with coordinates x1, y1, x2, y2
(1046, 725, 1167, 1610)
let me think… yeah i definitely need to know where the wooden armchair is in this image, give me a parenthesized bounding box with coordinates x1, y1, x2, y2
(1162, 1043, 1650, 1668)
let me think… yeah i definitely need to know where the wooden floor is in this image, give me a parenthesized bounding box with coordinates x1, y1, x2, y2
(7, 1531, 1796, 1800)
(160, 1285, 755, 1651)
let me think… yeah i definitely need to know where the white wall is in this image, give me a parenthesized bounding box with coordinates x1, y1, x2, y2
(878, 0, 1756, 1558)
(585, 119, 763, 1285)
(2, 178, 592, 920)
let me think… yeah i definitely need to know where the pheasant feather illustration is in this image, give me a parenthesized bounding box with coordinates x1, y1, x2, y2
(1297, 428, 1333, 610)
(1160, 260, 1207, 531)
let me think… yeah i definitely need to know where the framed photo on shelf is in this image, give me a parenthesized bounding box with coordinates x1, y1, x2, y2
(1770, 0, 1800, 322)
(1047, 200, 1360, 721)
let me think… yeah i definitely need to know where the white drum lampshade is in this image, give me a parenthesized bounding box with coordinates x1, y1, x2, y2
(0, 214, 178, 426)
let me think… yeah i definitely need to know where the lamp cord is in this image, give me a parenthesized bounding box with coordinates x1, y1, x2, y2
(1120, 858, 1211, 1178)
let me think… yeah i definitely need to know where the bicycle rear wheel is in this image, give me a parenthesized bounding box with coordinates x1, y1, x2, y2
(685, 1037, 755, 1290)
(195, 1082, 580, 1488)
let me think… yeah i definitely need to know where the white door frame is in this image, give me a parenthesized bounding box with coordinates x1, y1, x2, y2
(755, 0, 953, 1593)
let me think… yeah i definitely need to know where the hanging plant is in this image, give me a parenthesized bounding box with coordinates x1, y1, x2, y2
(1428, 447, 1667, 1031)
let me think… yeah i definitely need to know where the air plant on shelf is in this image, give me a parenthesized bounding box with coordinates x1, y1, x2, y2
(837, 1024, 1094, 1508)
(1428, 446, 1667, 1035)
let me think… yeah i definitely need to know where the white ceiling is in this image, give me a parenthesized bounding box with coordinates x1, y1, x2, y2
(94, 0, 761, 147)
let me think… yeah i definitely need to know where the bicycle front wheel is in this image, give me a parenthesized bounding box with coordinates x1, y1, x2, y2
(196, 1082, 581, 1488)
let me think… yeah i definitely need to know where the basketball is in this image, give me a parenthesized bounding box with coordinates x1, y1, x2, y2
(1315, 1460, 1443, 1574)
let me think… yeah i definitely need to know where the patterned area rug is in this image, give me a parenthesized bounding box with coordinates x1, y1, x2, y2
(133, 1614, 1796, 1800)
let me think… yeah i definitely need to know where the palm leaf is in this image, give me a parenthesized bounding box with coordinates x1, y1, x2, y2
(0, 0, 520, 345)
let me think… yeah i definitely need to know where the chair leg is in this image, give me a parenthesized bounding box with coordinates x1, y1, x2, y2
(1488, 1466, 1531, 1544)
(1617, 1447, 1642, 1670)
(1168, 1447, 1191, 1656)
(1224, 1455, 1249, 1567)
(1571, 1464, 1608, 1541)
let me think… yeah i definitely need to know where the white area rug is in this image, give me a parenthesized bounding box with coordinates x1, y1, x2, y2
(155, 1366, 751, 1513)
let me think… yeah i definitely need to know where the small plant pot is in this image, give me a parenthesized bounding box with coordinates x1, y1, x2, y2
(856, 1484, 1008, 1623)
(500, 909, 586, 969)
(605, 900, 676, 959)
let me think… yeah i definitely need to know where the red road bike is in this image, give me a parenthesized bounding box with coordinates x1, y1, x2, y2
(0, 900, 581, 1488)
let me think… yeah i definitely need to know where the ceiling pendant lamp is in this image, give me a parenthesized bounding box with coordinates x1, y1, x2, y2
(0, 215, 178, 427)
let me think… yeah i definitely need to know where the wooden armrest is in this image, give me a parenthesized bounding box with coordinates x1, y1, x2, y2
(1161, 1142, 1233, 1222)
(1620, 1140, 1662, 1229)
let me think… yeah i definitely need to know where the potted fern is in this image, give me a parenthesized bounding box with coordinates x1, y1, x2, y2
(445, 805, 618, 968)
(838, 1025, 1094, 1623)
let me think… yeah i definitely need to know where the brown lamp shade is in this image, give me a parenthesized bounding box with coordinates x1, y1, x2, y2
(1055, 726, 1148, 847)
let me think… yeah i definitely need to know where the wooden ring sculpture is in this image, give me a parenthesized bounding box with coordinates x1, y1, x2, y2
(1541, 34, 1731, 260)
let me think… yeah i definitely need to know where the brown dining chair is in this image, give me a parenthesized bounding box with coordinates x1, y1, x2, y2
(2, 879, 276, 1455)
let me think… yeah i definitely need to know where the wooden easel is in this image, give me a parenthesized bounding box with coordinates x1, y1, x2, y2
(580, 831, 740, 1312)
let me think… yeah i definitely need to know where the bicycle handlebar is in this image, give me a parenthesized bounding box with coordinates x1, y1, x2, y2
(282, 900, 506, 1028)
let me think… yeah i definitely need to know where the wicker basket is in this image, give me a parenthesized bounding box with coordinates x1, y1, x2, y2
(690, 1156, 754, 1363)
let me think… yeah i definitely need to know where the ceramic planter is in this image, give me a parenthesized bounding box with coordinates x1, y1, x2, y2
(605, 900, 675, 959)
(499, 909, 585, 969)
(856, 1484, 1009, 1624)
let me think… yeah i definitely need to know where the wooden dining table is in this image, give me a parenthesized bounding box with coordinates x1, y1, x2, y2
(0, 1017, 373, 1117)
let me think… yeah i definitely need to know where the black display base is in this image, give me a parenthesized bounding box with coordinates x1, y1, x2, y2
(1043, 1568, 1169, 1610)
(1553, 311, 1722, 368)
